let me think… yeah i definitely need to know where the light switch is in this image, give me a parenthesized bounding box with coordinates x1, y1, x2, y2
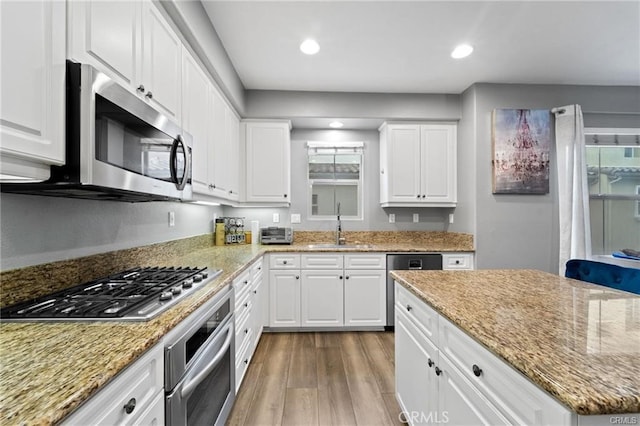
(273, 213, 280, 223)
(413, 213, 419, 223)
(168, 211, 175, 227)
(389, 213, 395, 223)
(291, 213, 301, 224)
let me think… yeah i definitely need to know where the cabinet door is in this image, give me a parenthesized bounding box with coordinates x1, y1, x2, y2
(395, 308, 438, 425)
(67, 0, 141, 89)
(437, 355, 510, 426)
(244, 121, 291, 203)
(225, 107, 240, 201)
(420, 124, 457, 204)
(344, 269, 386, 326)
(300, 270, 344, 327)
(269, 270, 300, 327)
(182, 50, 211, 195)
(0, 0, 65, 179)
(210, 88, 229, 197)
(141, 1, 181, 122)
(386, 125, 422, 202)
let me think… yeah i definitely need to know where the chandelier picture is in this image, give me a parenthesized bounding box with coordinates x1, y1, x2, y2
(492, 109, 551, 194)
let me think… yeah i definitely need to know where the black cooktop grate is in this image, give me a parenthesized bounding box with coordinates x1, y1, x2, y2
(0, 266, 209, 320)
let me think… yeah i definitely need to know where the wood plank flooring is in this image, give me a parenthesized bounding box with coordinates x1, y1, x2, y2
(226, 331, 404, 426)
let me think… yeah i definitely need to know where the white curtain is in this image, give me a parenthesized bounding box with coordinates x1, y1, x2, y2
(553, 104, 592, 275)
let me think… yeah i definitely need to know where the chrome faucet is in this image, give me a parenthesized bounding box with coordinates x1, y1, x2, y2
(336, 202, 346, 245)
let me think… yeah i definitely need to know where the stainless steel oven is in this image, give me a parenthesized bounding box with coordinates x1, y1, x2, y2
(165, 287, 234, 426)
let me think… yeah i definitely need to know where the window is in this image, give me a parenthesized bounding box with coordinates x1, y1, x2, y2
(307, 142, 363, 220)
(585, 129, 640, 255)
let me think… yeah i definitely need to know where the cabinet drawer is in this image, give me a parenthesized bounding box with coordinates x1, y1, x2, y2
(233, 269, 252, 303)
(344, 253, 385, 269)
(442, 253, 473, 270)
(235, 303, 253, 355)
(235, 327, 254, 391)
(235, 289, 252, 319)
(63, 344, 163, 425)
(395, 282, 439, 345)
(251, 257, 264, 279)
(301, 253, 344, 269)
(438, 317, 571, 425)
(269, 253, 301, 269)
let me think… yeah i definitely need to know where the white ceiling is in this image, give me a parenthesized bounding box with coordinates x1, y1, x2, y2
(201, 0, 640, 95)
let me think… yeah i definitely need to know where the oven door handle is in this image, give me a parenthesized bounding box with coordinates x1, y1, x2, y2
(180, 321, 233, 399)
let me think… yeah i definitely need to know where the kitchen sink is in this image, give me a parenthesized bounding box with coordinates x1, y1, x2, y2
(306, 243, 374, 249)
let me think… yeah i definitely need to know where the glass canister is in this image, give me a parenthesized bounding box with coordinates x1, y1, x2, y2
(215, 218, 225, 246)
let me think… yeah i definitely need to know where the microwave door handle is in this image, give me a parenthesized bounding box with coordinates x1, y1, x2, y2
(180, 321, 232, 399)
(169, 135, 188, 190)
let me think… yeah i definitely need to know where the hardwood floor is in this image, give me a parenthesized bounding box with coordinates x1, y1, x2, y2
(227, 331, 404, 426)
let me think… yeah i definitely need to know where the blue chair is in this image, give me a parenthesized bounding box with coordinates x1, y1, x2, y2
(565, 259, 640, 295)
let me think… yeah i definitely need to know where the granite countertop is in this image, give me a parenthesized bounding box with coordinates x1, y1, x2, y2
(390, 269, 640, 415)
(0, 245, 263, 425)
(0, 231, 474, 425)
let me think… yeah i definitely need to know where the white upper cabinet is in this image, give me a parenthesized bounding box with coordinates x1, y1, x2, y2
(182, 46, 240, 203)
(68, 0, 181, 123)
(181, 50, 211, 195)
(0, 0, 65, 181)
(206, 88, 240, 201)
(140, 2, 181, 122)
(380, 122, 457, 207)
(225, 106, 240, 201)
(242, 120, 291, 204)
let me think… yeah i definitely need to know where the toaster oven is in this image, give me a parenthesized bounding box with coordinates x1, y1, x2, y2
(260, 227, 293, 244)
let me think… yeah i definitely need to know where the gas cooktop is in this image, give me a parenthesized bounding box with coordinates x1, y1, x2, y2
(0, 266, 222, 322)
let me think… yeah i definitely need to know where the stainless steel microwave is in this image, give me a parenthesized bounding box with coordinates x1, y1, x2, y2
(1, 61, 192, 202)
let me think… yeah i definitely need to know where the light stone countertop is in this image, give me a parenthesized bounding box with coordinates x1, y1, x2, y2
(390, 269, 640, 416)
(0, 235, 474, 425)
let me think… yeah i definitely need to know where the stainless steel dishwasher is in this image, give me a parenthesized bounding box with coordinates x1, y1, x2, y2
(386, 253, 442, 329)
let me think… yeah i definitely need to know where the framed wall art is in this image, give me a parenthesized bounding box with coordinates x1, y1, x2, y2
(492, 108, 551, 194)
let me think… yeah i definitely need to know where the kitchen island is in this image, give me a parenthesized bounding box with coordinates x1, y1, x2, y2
(391, 269, 640, 423)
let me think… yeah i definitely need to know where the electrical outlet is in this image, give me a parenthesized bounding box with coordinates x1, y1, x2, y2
(413, 213, 419, 223)
(389, 213, 395, 223)
(291, 213, 301, 224)
(449, 213, 455, 224)
(273, 213, 280, 223)
(168, 211, 175, 227)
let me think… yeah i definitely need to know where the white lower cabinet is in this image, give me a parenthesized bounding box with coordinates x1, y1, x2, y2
(301, 269, 344, 326)
(234, 257, 264, 391)
(268, 253, 386, 328)
(62, 344, 164, 425)
(344, 269, 386, 326)
(442, 253, 474, 270)
(395, 282, 573, 426)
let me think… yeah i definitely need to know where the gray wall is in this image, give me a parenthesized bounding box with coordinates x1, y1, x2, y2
(245, 90, 461, 121)
(0, 193, 223, 270)
(465, 83, 640, 273)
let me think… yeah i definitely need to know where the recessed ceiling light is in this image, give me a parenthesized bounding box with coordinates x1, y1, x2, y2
(451, 44, 474, 59)
(300, 39, 320, 55)
(329, 121, 344, 128)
